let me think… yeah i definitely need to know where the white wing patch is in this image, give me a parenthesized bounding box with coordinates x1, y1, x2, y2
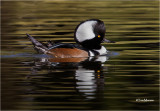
(76, 21, 97, 42)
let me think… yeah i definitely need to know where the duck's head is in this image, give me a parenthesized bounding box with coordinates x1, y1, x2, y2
(74, 19, 115, 55)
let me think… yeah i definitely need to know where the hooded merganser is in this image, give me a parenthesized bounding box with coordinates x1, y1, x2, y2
(26, 19, 115, 58)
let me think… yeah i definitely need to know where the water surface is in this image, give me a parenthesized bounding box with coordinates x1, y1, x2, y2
(1, 0, 159, 110)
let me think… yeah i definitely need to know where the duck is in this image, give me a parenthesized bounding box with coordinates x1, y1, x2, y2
(26, 19, 115, 58)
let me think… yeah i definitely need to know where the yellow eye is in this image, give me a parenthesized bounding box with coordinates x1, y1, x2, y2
(98, 35, 101, 38)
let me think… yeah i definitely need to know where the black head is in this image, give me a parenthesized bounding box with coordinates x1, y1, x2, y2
(74, 19, 106, 50)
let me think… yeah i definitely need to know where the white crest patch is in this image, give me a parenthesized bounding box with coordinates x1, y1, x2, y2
(76, 21, 97, 42)
(94, 46, 108, 55)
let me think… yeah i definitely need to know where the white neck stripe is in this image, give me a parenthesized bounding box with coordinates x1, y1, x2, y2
(93, 46, 107, 55)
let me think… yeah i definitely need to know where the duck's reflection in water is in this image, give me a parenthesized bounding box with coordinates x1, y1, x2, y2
(75, 56, 107, 100)
(26, 55, 108, 102)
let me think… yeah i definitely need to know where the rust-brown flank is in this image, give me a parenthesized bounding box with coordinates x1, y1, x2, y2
(48, 58, 88, 62)
(47, 48, 89, 58)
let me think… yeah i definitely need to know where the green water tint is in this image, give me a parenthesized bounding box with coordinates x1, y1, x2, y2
(1, 0, 159, 110)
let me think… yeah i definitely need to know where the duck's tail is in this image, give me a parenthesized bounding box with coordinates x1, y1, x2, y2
(26, 33, 49, 54)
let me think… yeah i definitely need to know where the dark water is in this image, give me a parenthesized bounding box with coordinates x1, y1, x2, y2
(1, 1, 159, 110)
